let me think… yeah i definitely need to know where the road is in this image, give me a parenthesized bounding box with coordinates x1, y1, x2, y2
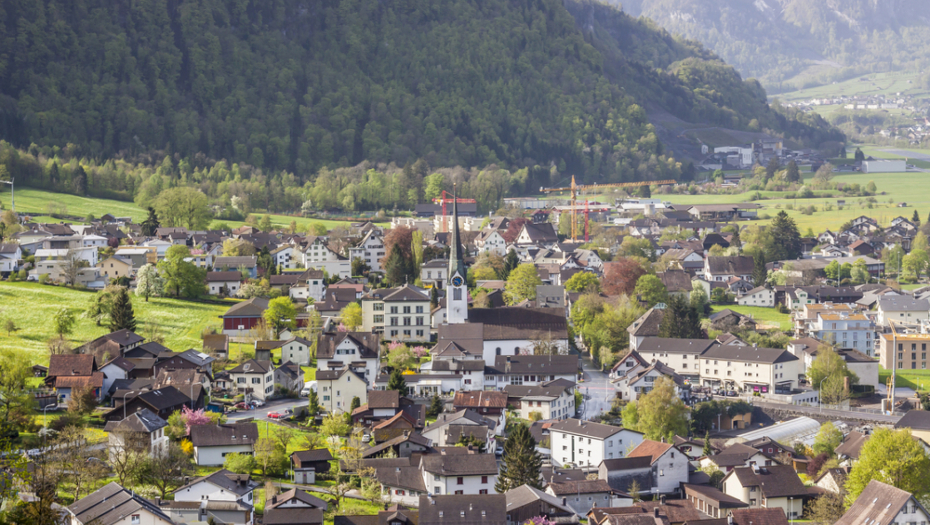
(226, 397, 308, 422)
(751, 399, 902, 424)
(579, 355, 614, 419)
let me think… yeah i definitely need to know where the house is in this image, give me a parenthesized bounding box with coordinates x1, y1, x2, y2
(545, 480, 618, 516)
(704, 256, 754, 283)
(627, 309, 665, 352)
(214, 256, 258, 277)
(190, 423, 259, 466)
(698, 443, 773, 472)
(333, 504, 419, 525)
(0, 243, 23, 274)
(103, 386, 193, 422)
(362, 431, 433, 459)
(707, 310, 756, 332)
(316, 366, 368, 414)
(737, 287, 774, 307)
(418, 494, 506, 525)
(206, 271, 244, 296)
(349, 230, 386, 273)
(682, 484, 748, 518)
(813, 467, 849, 494)
(173, 469, 258, 525)
(720, 465, 812, 519)
(291, 449, 335, 485)
(452, 391, 509, 417)
(484, 355, 580, 390)
(419, 453, 499, 495)
(352, 390, 425, 433)
(361, 284, 432, 342)
(515, 223, 559, 246)
(807, 310, 874, 354)
(68, 482, 174, 525)
(548, 419, 645, 467)
(634, 338, 715, 380)
(474, 230, 508, 256)
(98, 256, 133, 280)
(263, 489, 328, 525)
(504, 379, 576, 420)
(46, 354, 103, 402)
(100, 357, 136, 397)
(699, 344, 802, 394)
(203, 334, 229, 358)
(220, 297, 269, 336)
(274, 361, 304, 392)
(421, 410, 500, 449)
(626, 440, 690, 496)
(877, 332, 930, 372)
(102, 408, 169, 461)
(503, 484, 579, 525)
(228, 359, 275, 401)
(894, 409, 930, 443)
(317, 331, 382, 381)
(612, 361, 686, 401)
(598, 456, 653, 495)
(835, 480, 930, 525)
(610, 350, 649, 380)
(877, 296, 930, 326)
(657, 271, 693, 298)
(835, 431, 869, 464)
(420, 259, 450, 288)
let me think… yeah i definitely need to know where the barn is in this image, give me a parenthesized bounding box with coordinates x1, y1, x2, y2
(220, 297, 269, 336)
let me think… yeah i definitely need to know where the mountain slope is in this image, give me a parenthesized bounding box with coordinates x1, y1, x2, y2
(616, 0, 930, 91)
(0, 0, 840, 185)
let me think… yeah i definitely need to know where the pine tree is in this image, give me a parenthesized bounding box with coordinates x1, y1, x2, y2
(73, 165, 88, 196)
(703, 431, 713, 457)
(495, 423, 542, 492)
(350, 396, 361, 413)
(769, 210, 801, 260)
(502, 249, 519, 280)
(730, 228, 742, 251)
(765, 157, 779, 181)
(855, 148, 865, 162)
(430, 286, 439, 309)
(785, 160, 800, 183)
(141, 207, 160, 236)
(913, 211, 921, 225)
(427, 395, 443, 418)
(308, 389, 320, 416)
(387, 369, 407, 394)
(384, 249, 409, 286)
(752, 254, 768, 287)
(657, 295, 702, 339)
(109, 287, 137, 332)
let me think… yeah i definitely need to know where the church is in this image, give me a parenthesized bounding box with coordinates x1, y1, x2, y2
(436, 185, 571, 363)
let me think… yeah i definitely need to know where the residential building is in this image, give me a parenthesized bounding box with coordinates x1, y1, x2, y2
(504, 380, 576, 420)
(720, 465, 812, 519)
(68, 482, 174, 525)
(549, 418, 645, 467)
(173, 469, 258, 525)
(421, 410, 500, 449)
(452, 391, 509, 417)
(0, 243, 22, 274)
(635, 338, 715, 380)
(102, 386, 192, 422)
(291, 449, 335, 485)
(102, 408, 169, 461)
(612, 361, 686, 401)
(698, 443, 773, 473)
(545, 480, 617, 516)
(420, 259, 449, 288)
(808, 310, 874, 354)
(263, 489, 328, 525)
(419, 453, 499, 495)
(190, 423, 259, 466)
(214, 256, 258, 278)
(699, 344, 802, 394)
(877, 296, 930, 326)
(484, 355, 579, 389)
(220, 297, 269, 336)
(228, 359, 276, 401)
(316, 366, 368, 414)
(98, 256, 133, 280)
(625, 440, 690, 496)
(835, 480, 930, 525)
(46, 354, 103, 402)
(894, 409, 930, 442)
(502, 484, 578, 525)
(274, 361, 304, 392)
(349, 230, 385, 273)
(361, 285, 432, 342)
(418, 494, 506, 525)
(877, 331, 930, 371)
(737, 287, 775, 307)
(316, 331, 381, 381)
(682, 484, 748, 518)
(206, 271, 244, 296)
(704, 256, 754, 282)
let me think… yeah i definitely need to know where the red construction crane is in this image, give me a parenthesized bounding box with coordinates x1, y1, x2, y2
(433, 190, 477, 233)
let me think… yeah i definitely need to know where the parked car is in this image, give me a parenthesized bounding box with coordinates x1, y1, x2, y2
(726, 390, 738, 397)
(252, 400, 265, 407)
(495, 445, 504, 456)
(267, 411, 282, 419)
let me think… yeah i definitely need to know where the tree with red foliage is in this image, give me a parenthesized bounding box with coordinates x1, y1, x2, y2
(502, 218, 528, 244)
(107, 237, 120, 249)
(381, 226, 415, 268)
(601, 258, 647, 296)
(806, 452, 830, 477)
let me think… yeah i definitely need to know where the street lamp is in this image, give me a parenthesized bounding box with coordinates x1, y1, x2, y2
(122, 391, 135, 420)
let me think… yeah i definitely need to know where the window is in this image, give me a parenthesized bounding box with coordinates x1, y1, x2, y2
(131, 516, 140, 525)
(453, 288, 462, 300)
(479, 489, 488, 494)
(390, 306, 398, 314)
(323, 396, 330, 401)
(481, 476, 488, 483)
(238, 378, 246, 384)
(403, 306, 411, 314)
(374, 315, 383, 323)
(416, 306, 424, 313)
(252, 378, 261, 384)
(457, 477, 464, 485)
(374, 303, 384, 311)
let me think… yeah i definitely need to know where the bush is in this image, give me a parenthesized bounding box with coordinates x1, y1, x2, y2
(38, 274, 50, 284)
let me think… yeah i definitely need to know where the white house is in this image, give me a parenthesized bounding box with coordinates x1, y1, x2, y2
(273, 337, 315, 367)
(704, 256, 754, 283)
(877, 296, 930, 327)
(189, 423, 259, 467)
(361, 285, 432, 342)
(737, 287, 775, 307)
(173, 468, 259, 525)
(68, 483, 175, 525)
(419, 259, 448, 288)
(102, 408, 168, 461)
(419, 453, 499, 495)
(626, 440, 690, 495)
(699, 344, 802, 394)
(474, 230, 508, 255)
(835, 480, 930, 525)
(228, 359, 276, 401)
(0, 243, 22, 273)
(99, 357, 135, 396)
(548, 419, 644, 468)
(348, 230, 385, 273)
(484, 355, 579, 390)
(721, 465, 811, 519)
(315, 366, 368, 414)
(316, 331, 381, 382)
(503, 379, 576, 420)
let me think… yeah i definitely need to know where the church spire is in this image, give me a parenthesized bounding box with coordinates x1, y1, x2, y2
(448, 183, 465, 280)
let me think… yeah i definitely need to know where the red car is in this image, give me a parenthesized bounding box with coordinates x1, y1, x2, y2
(267, 411, 282, 419)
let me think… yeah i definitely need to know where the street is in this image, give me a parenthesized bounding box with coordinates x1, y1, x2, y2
(579, 355, 614, 418)
(225, 397, 309, 422)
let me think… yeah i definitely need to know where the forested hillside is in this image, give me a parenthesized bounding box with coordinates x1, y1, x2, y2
(0, 0, 841, 212)
(616, 0, 930, 91)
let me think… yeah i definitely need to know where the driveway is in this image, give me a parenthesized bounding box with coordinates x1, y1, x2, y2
(579, 356, 614, 419)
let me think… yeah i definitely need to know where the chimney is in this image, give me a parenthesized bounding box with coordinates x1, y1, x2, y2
(727, 515, 733, 525)
(562, 497, 567, 506)
(660, 495, 666, 505)
(272, 496, 277, 504)
(654, 508, 660, 518)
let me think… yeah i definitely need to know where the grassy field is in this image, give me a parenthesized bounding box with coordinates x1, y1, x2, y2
(710, 305, 792, 331)
(0, 281, 231, 364)
(0, 187, 389, 230)
(879, 367, 930, 391)
(774, 70, 930, 103)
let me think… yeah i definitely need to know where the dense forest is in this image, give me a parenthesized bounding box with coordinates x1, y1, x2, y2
(0, 0, 842, 213)
(616, 0, 930, 91)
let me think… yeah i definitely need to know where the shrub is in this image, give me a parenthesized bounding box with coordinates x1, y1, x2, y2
(38, 274, 50, 284)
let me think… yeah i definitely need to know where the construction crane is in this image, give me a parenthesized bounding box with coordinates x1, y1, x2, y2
(432, 190, 476, 233)
(886, 320, 900, 415)
(540, 176, 677, 242)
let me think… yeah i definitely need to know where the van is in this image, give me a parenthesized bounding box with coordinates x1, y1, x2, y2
(300, 380, 317, 397)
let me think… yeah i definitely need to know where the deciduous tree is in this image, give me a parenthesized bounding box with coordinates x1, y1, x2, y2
(135, 263, 164, 301)
(154, 188, 212, 229)
(339, 302, 362, 331)
(844, 428, 930, 504)
(158, 245, 207, 298)
(263, 297, 297, 337)
(602, 258, 647, 296)
(634, 274, 668, 307)
(505, 263, 542, 305)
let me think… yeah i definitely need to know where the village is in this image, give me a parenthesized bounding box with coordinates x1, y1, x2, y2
(2, 174, 930, 525)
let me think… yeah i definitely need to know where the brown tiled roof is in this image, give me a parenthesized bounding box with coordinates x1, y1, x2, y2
(48, 354, 97, 377)
(730, 508, 789, 525)
(417, 494, 506, 525)
(368, 389, 400, 409)
(835, 480, 919, 525)
(547, 479, 615, 495)
(316, 331, 380, 359)
(728, 465, 808, 498)
(190, 423, 259, 447)
(452, 390, 508, 409)
(637, 500, 707, 523)
(292, 449, 334, 465)
(55, 372, 104, 389)
(627, 440, 674, 464)
(419, 453, 498, 476)
(834, 431, 868, 459)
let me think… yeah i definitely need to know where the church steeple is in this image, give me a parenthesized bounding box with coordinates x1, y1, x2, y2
(446, 183, 468, 324)
(447, 183, 465, 280)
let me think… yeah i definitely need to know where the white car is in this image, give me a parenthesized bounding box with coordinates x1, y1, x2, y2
(251, 400, 265, 408)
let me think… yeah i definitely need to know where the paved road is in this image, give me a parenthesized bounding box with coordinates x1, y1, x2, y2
(226, 397, 308, 422)
(579, 356, 614, 419)
(881, 148, 930, 161)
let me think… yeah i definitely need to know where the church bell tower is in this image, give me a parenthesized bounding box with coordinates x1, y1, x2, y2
(446, 184, 468, 324)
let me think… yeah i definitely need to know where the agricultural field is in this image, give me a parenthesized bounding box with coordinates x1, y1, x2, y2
(710, 305, 793, 331)
(879, 367, 930, 392)
(0, 281, 231, 364)
(0, 187, 389, 231)
(773, 70, 930, 104)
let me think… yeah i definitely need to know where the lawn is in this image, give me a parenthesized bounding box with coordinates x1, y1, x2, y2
(0, 187, 389, 231)
(710, 305, 792, 331)
(0, 281, 231, 364)
(879, 367, 930, 391)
